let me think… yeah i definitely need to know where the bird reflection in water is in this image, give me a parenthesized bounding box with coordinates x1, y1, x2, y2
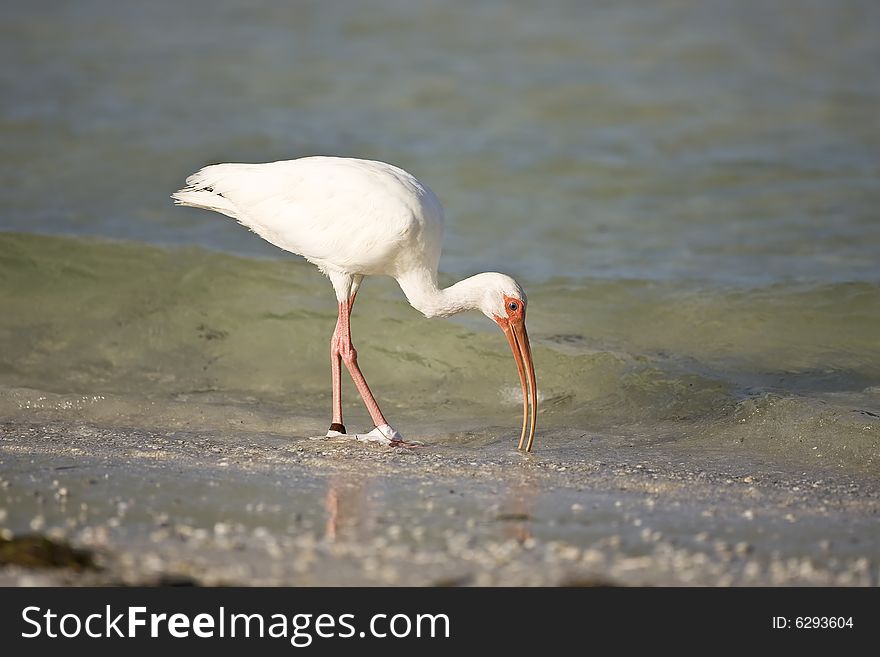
(323, 476, 377, 542)
(496, 483, 538, 544)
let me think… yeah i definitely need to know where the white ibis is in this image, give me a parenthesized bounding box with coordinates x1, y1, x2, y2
(173, 156, 537, 451)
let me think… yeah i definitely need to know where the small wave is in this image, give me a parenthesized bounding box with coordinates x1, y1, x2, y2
(1, 233, 878, 475)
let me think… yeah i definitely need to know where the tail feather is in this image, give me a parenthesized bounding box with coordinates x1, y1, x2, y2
(171, 164, 241, 219)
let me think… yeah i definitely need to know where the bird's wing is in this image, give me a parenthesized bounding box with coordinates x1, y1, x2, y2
(174, 158, 444, 275)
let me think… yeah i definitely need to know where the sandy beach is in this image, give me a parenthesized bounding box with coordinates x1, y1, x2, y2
(2, 418, 877, 586)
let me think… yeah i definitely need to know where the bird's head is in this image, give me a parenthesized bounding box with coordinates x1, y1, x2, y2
(477, 273, 537, 452)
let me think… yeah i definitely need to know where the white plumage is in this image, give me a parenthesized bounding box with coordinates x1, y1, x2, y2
(174, 157, 443, 279)
(174, 156, 537, 451)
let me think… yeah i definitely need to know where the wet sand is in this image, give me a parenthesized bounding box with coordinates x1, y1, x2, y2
(1, 420, 877, 586)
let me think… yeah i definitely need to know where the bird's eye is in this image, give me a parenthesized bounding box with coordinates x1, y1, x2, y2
(509, 302, 518, 311)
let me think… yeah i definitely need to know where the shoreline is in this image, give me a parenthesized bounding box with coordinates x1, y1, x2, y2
(1, 420, 877, 586)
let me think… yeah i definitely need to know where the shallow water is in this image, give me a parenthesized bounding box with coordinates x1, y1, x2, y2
(2, 423, 877, 586)
(1, 1, 879, 477)
(1, 232, 877, 476)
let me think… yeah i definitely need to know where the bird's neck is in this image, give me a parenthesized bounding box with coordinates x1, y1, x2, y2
(396, 268, 486, 318)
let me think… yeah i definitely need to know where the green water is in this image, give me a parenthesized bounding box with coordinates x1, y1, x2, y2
(1, 233, 877, 474)
(1, 1, 879, 474)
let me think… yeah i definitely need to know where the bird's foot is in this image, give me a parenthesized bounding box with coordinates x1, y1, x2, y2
(355, 424, 420, 448)
(321, 423, 419, 448)
(325, 422, 347, 438)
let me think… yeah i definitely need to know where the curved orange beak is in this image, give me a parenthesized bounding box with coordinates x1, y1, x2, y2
(496, 305, 537, 452)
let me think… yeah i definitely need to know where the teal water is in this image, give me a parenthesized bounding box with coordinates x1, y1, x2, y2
(1, 1, 878, 474)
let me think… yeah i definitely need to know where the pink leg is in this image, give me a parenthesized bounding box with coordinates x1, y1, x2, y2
(332, 296, 388, 428)
(329, 312, 345, 433)
(329, 291, 359, 433)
